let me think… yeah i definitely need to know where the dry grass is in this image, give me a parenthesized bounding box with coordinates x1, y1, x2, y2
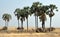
(0, 27, 60, 37)
(0, 33, 60, 37)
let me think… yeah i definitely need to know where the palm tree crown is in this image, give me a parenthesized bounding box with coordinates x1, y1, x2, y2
(2, 13, 11, 22)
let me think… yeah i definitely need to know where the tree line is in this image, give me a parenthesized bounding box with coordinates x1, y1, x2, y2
(2, 2, 58, 32)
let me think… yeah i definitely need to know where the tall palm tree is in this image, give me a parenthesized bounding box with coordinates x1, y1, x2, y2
(2, 13, 11, 30)
(48, 4, 58, 31)
(23, 6, 30, 31)
(38, 6, 49, 32)
(14, 8, 21, 29)
(19, 9, 25, 31)
(31, 2, 42, 30)
(14, 8, 26, 31)
(39, 13, 46, 31)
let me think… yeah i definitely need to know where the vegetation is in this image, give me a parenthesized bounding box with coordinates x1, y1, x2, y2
(30, 2, 42, 30)
(2, 13, 12, 30)
(2, 2, 58, 32)
(48, 4, 58, 31)
(23, 7, 30, 31)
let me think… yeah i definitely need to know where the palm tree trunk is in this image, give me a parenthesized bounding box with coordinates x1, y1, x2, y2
(21, 20, 23, 30)
(5, 20, 6, 27)
(36, 12, 38, 29)
(18, 19, 20, 28)
(4, 20, 8, 31)
(35, 12, 38, 32)
(6, 21, 8, 27)
(42, 21, 45, 32)
(35, 13, 37, 30)
(36, 16, 38, 29)
(50, 17, 52, 31)
(50, 9, 53, 31)
(35, 13, 36, 30)
(27, 18, 28, 32)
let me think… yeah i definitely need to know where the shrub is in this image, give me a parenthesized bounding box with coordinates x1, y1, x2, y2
(47, 27, 55, 32)
(17, 27, 24, 31)
(2, 26, 7, 30)
(36, 28, 43, 32)
(17, 27, 21, 30)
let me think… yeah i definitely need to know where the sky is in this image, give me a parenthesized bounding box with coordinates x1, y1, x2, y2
(0, 0, 60, 28)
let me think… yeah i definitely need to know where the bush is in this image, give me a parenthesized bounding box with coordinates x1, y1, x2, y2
(36, 28, 43, 32)
(17, 27, 24, 30)
(17, 27, 21, 30)
(36, 27, 55, 32)
(2, 26, 7, 30)
(47, 27, 55, 32)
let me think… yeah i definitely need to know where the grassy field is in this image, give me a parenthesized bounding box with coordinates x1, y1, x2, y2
(0, 33, 60, 37)
(0, 27, 60, 37)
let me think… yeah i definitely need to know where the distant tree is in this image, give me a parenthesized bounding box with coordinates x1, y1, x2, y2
(31, 2, 42, 30)
(23, 6, 30, 31)
(39, 6, 49, 32)
(20, 9, 26, 31)
(2, 13, 11, 30)
(14, 8, 21, 30)
(48, 4, 58, 31)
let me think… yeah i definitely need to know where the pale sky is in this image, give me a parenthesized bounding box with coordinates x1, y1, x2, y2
(0, 0, 60, 28)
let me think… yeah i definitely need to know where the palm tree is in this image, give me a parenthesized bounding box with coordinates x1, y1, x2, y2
(38, 6, 49, 32)
(48, 4, 58, 31)
(19, 9, 26, 31)
(39, 13, 46, 32)
(31, 2, 42, 30)
(23, 6, 30, 32)
(14, 8, 26, 31)
(2, 13, 11, 30)
(14, 8, 21, 29)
